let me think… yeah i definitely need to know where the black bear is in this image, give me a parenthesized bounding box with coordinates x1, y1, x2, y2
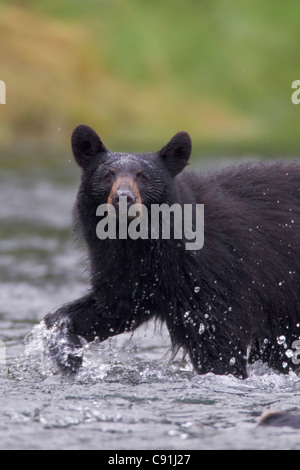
(44, 124, 300, 379)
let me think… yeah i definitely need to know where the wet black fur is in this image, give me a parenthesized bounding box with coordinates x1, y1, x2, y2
(44, 125, 300, 378)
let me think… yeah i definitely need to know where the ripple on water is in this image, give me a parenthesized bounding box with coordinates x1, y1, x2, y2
(2, 320, 300, 450)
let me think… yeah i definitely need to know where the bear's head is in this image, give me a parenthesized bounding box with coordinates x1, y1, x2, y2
(71, 125, 192, 211)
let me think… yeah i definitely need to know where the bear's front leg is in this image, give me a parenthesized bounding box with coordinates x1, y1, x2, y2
(43, 309, 83, 374)
(43, 295, 99, 374)
(43, 294, 147, 373)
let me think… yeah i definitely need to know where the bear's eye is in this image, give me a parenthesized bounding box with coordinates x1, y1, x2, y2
(137, 172, 148, 184)
(104, 170, 114, 183)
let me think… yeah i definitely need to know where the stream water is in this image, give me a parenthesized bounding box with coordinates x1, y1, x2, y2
(1, 167, 300, 450)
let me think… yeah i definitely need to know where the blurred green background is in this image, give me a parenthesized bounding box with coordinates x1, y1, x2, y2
(1, 0, 300, 169)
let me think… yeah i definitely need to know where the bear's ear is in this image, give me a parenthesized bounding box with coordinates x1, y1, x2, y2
(71, 124, 107, 168)
(159, 132, 192, 177)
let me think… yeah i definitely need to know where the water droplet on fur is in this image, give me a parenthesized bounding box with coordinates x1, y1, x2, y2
(184, 311, 190, 318)
(198, 323, 205, 335)
(194, 286, 200, 293)
(229, 357, 236, 366)
(285, 349, 293, 358)
(277, 335, 286, 345)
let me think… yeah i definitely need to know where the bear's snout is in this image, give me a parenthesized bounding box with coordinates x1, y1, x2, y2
(107, 175, 142, 219)
(112, 189, 136, 212)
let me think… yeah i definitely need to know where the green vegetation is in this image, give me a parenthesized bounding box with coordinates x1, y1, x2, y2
(1, 0, 300, 168)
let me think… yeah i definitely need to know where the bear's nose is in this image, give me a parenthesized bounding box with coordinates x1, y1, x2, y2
(112, 190, 136, 212)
